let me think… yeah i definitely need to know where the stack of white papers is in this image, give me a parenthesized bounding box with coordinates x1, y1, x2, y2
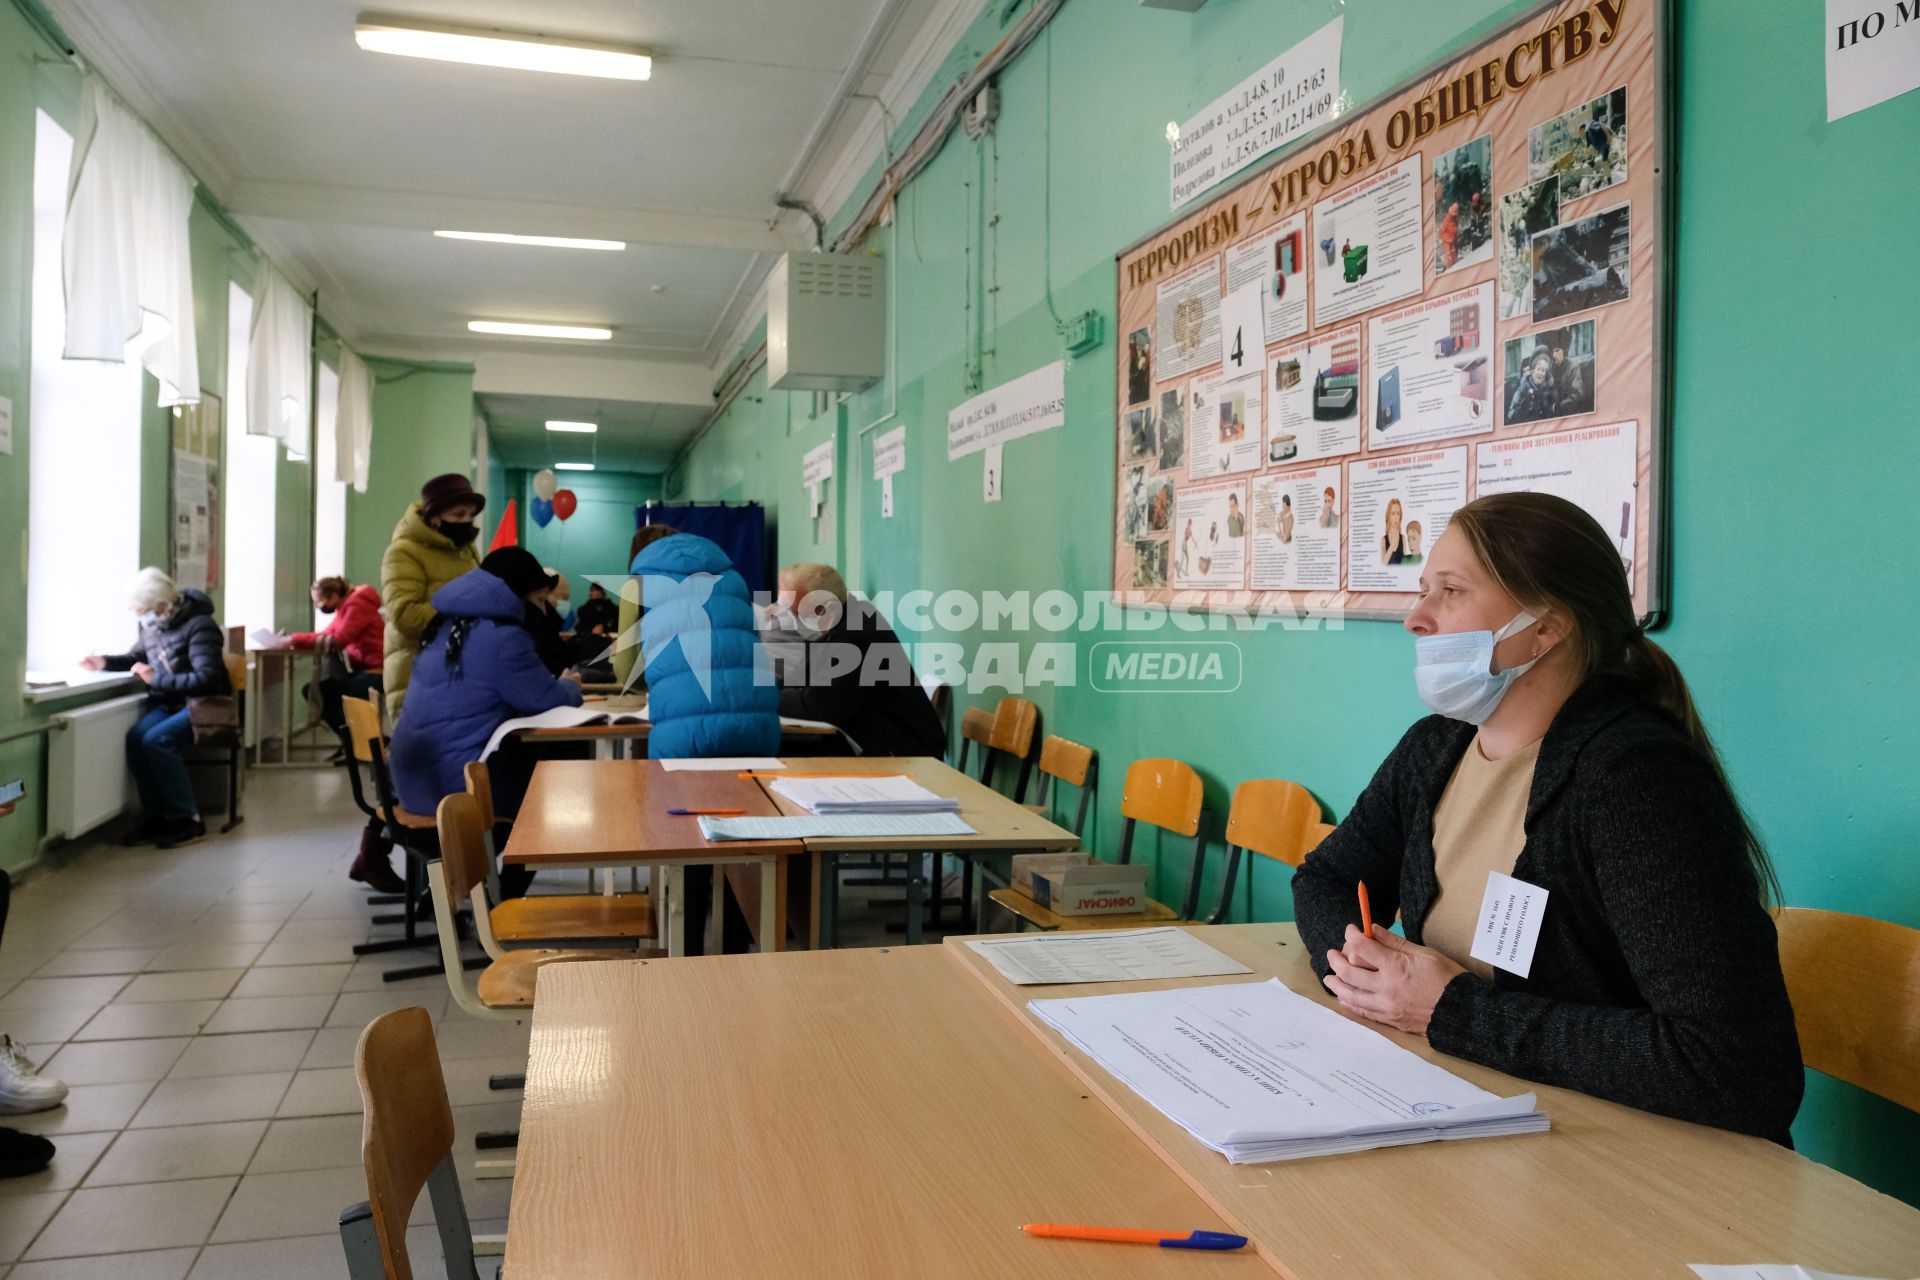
(1690, 1269, 1912, 1280)
(768, 775, 959, 814)
(967, 928, 1254, 986)
(1029, 978, 1548, 1164)
(696, 813, 976, 841)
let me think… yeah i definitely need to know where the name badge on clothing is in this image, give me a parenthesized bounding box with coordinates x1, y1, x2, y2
(1469, 871, 1548, 978)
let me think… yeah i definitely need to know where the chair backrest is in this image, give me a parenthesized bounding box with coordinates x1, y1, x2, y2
(1224, 779, 1322, 869)
(462, 762, 496, 831)
(1775, 907, 1920, 1113)
(223, 651, 248, 693)
(956, 706, 994, 772)
(434, 791, 493, 910)
(987, 696, 1038, 759)
(342, 694, 383, 765)
(1119, 758, 1204, 837)
(352, 1007, 458, 1280)
(1033, 736, 1097, 836)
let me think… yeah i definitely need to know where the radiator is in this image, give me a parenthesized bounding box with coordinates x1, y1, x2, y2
(46, 694, 145, 841)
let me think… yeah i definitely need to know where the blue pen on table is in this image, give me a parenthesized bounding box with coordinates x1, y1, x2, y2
(666, 807, 746, 817)
(1022, 1223, 1248, 1250)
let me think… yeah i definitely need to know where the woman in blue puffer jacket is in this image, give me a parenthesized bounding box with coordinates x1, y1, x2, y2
(632, 533, 779, 759)
(389, 548, 582, 817)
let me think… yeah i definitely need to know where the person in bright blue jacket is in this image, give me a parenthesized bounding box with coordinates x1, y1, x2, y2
(389, 548, 582, 818)
(632, 533, 779, 759)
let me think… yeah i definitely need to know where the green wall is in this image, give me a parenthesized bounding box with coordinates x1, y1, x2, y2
(343, 359, 477, 590)
(676, 0, 1920, 1202)
(509, 467, 664, 596)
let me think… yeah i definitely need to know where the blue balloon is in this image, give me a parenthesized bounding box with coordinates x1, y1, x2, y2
(531, 496, 555, 528)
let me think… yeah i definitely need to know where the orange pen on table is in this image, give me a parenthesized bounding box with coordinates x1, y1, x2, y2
(1022, 1223, 1247, 1251)
(1357, 879, 1375, 940)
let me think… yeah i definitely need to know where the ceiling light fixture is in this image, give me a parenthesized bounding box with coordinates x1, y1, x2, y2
(354, 16, 652, 81)
(468, 321, 612, 340)
(554, 462, 596, 471)
(436, 231, 626, 251)
(545, 420, 598, 433)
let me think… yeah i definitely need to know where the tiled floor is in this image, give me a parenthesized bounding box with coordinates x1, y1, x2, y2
(0, 768, 518, 1278)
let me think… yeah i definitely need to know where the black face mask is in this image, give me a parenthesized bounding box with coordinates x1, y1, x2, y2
(318, 602, 338, 614)
(437, 519, 479, 547)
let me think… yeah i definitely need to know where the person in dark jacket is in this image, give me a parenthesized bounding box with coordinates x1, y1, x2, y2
(1292, 493, 1801, 1143)
(388, 549, 582, 819)
(765, 563, 944, 758)
(81, 568, 232, 849)
(520, 566, 572, 678)
(574, 581, 619, 638)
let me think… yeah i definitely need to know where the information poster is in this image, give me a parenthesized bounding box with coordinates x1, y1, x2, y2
(1113, 0, 1665, 620)
(169, 394, 222, 593)
(1269, 325, 1364, 465)
(1188, 370, 1264, 479)
(1251, 465, 1342, 591)
(1346, 446, 1468, 592)
(1173, 478, 1249, 590)
(1366, 282, 1495, 448)
(1311, 155, 1425, 327)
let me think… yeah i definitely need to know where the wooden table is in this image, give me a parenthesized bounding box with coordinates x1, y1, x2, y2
(752, 756, 1081, 947)
(947, 923, 1920, 1279)
(518, 715, 841, 759)
(507, 946, 1277, 1280)
(501, 760, 807, 956)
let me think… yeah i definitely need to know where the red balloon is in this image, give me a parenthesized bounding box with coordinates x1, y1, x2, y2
(551, 489, 578, 521)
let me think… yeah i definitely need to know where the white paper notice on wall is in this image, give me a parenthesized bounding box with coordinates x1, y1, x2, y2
(1827, 0, 1920, 121)
(948, 361, 1066, 460)
(1217, 283, 1267, 381)
(808, 481, 823, 518)
(0, 395, 12, 456)
(1170, 17, 1343, 209)
(984, 444, 1004, 503)
(873, 425, 906, 479)
(881, 474, 895, 518)
(1470, 871, 1548, 979)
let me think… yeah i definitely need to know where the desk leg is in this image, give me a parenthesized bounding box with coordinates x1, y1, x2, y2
(593, 739, 614, 762)
(905, 854, 925, 946)
(665, 866, 686, 957)
(761, 859, 781, 953)
(704, 869, 723, 955)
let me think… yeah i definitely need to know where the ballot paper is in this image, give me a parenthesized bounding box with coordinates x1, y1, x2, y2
(967, 928, 1254, 986)
(1029, 978, 1548, 1164)
(249, 628, 289, 649)
(768, 774, 960, 814)
(696, 813, 976, 841)
(1690, 1268, 1913, 1280)
(479, 705, 647, 760)
(658, 758, 785, 772)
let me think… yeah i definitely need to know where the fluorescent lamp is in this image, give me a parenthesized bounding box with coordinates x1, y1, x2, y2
(546, 421, 598, 433)
(354, 16, 652, 81)
(555, 462, 595, 471)
(468, 321, 612, 340)
(435, 230, 626, 251)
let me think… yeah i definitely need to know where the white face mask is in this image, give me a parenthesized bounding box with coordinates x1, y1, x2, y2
(1413, 611, 1541, 724)
(138, 610, 163, 627)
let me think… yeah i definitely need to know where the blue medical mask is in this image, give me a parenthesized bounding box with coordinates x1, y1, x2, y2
(138, 610, 163, 627)
(1413, 611, 1541, 724)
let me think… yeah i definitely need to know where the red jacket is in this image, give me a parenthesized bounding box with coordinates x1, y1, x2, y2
(291, 584, 385, 671)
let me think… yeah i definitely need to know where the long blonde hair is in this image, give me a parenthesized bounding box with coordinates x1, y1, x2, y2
(1450, 492, 1780, 905)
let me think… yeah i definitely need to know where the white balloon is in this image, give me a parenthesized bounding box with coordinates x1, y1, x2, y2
(532, 468, 559, 500)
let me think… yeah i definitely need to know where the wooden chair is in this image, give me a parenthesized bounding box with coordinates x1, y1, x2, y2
(343, 695, 443, 980)
(337, 1006, 503, 1280)
(955, 706, 994, 774)
(988, 756, 1211, 933)
(1776, 907, 1920, 1113)
(1205, 780, 1324, 924)
(461, 762, 656, 952)
(1023, 736, 1098, 837)
(980, 696, 1040, 800)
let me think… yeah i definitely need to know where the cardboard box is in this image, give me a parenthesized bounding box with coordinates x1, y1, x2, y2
(1030, 862, 1151, 917)
(1011, 852, 1091, 899)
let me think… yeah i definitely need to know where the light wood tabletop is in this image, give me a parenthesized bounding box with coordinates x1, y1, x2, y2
(506, 948, 1278, 1280)
(946, 923, 1920, 1280)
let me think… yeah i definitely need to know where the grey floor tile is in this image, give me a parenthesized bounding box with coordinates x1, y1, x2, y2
(187, 1233, 343, 1280)
(0, 977, 131, 1012)
(168, 1030, 315, 1079)
(201, 996, 334, 1035)
(247, 1114, 363, 1175)
(0, 1130, 113, 1196)
(325, 988, 447, 1029)
(40, 1038, 190, 1085)
(440, 1056, 528, 1107)
(0, 1008, 97, 1045)
(210, 1166, 410, 1244)
(73, 1001, 220, 1042)
(429, 1016, 531, 1061)
(228, 965, 349, 999)
(252, 937, 360, 968)
(25, 1177, 236, 1259)
(29, 950, 158, 979)
(86, 1120, 268, 1187)
(177, 920, 281, 944)
(0, 1192, 65, 1263)
(142, 943, 265, 973)
(7, 1082, 155, 1136)
(113, 970, 245, 1005)
(8, 1248, 199, 1280)
(337, 958, 444, 993)
(295, 1026, 360, 1070)
(191, 901, 299, 925)
(129, 1072, 291, 1129)
(273, 1068, 360, 1118)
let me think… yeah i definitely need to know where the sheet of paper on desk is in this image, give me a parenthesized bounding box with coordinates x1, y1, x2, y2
(480, 705, 644, 759)
(659, 757, 786, 772)
(248, 628, 286, 649)
(1690, 1267, 1912, 1280)
(696, 813, 976, 841)
(769, 775, 960, 814)
(1028, 978, 1547, 1163)
(967, 928, 1254, 985)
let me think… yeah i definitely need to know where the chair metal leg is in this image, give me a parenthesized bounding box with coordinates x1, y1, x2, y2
(488, 1073, 525, 1091)
(338, 1202, 383, 1280)
(474, 1129, 519, 1150)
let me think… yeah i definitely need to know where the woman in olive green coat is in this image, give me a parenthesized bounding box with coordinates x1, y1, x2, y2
(380, 474, 485, 718)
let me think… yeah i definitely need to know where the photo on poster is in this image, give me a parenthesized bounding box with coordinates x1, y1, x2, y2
(1123, 465, 1149, 538)
(1172, 480, 1248, 590)
(1158, 384, 1187, 470)
(1432, 135, 1493, 276)
(1346, 446, 1469, 592)
(1125, 404, 1160, 462)
(1251, 465, 1343, 592)
(1528, 85, 1628, 203)
(1187, 371, 1264, 478)
(1127, 326, 1153, 405)
(1269, 325, 1363, 466)
(1133, 538, 1170, 589)
(1155, 257, 1224, 381)
(1502, 320, 1597, 425)
(1366, 282, 1494, 449)
(1531, 202, 1630, 323)
(1476, 421, 1639, 587)
(1312, 155, 1425, 327)
(1224, 212, 1309, 344)
(1145, 474, 1175, 533)
(1497, 179, 1559, 320)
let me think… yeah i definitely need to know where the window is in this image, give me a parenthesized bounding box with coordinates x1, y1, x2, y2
(25, 109, 144, 674)
(312, 358, 347, 621)
(222, 280, 277, 632)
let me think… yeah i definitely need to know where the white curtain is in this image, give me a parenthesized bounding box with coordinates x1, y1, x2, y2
(336, 344, 373, 493)
(62, 75, 200, 407)
(247, 260, 313, 444)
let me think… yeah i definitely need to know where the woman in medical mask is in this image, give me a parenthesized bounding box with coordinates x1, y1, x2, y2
(379, 473, 486, 720)
(1291, 492, 1801, 1142)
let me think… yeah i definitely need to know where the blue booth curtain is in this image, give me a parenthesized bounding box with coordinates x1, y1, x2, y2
(638, 503, 770, 597)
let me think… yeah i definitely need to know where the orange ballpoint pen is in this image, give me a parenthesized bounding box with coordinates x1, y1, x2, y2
(1022, 1223, 1247, 1251)
(1358, 879, 1375, 940)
